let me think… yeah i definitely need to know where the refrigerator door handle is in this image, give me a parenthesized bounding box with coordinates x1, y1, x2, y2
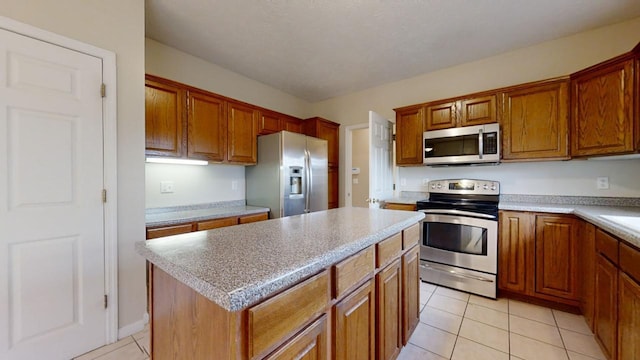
(304, 149, 311, 213)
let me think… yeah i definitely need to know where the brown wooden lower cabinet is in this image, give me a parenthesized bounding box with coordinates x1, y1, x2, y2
(595, 253, 618, 360)
(580, 222, 596, 331)
(402, 245, 420, 345)
(146, 211, 268, 239)
(150, 224, 420, 360)
(264, 314, 328, 360)
(376, 258, 402, 360)
(617, 272, 640, 360)
(383, 203, 417, 211)
(333, 279, 375, 360)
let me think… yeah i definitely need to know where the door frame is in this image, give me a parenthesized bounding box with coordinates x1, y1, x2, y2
(0, 16, 119, 343)
(344, 123, 368, 207)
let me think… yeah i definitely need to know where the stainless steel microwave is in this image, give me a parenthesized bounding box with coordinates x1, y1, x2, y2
(423, 123, 500, 165)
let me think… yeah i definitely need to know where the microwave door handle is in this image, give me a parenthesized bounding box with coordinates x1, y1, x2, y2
(478, 128, 484, 159)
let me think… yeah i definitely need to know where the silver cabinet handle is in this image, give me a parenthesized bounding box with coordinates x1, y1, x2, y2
(420, 263, 493, 283)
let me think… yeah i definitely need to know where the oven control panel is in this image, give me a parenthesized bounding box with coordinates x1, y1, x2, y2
(428, 179, 499, 195)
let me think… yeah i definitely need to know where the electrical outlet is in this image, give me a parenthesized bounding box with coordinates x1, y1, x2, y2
(422, 178, 430, 186)
(400, 178, 407, 186)
(231, 180, 238, 191)
(596, 176, 610, 190)
(160, 181, 174, 193)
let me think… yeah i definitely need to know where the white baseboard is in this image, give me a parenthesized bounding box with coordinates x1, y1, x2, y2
(117, 312, 149, 339)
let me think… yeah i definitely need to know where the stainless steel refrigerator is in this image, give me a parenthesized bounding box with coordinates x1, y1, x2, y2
(246, 131, 328, 218)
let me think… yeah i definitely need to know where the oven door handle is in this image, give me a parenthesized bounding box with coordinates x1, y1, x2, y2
(420, 263, 494, 283)
(418, 209, 496, 220)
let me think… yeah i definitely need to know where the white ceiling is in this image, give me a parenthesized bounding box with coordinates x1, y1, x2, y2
(145, 0, 640, 102)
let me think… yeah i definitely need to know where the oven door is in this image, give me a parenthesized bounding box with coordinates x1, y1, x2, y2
(419, 213, 497, 274)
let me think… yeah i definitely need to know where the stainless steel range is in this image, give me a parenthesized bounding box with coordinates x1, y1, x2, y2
(417, 179, 499, 298)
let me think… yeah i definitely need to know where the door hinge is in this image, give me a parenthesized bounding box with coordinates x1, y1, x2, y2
(392, 134, 396, 141)
(393, 184, 396, 191)
(102, 189, 107, 203)
(104, 295, 108, 309)
(100, 83, 106, 98)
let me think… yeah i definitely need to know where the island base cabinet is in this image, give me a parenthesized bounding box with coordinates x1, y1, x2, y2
(264, 315, 328, 360)
(594, 254, 618, 360)
(618, 272, 640, 360)
(376, 259, 402, 360)
(402, 245, 420, 345)
(333, 280, 375, 360)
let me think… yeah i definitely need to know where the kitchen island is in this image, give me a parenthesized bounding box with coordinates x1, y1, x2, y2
(136, 207, 424, 360)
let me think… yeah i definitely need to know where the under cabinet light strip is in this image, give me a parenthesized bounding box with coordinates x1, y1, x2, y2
(145, 157, 209, 166)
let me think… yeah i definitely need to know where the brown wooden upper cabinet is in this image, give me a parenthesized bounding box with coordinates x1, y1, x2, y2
(424, 94, 497, 131)
(394, 105, 424, 166)
(284, 116, 304, 134)
(145, 75, 258, 165)
(145, 77, 186, 157)
(304, 117, 340, 209)
(227, 101, 258, 164)
(500, 78, 570, 161)
(571, 53, 637, 157)
(258, 112, 304, 136)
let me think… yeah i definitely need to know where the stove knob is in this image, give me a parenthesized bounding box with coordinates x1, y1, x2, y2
(483, 184, 489, 190)
(436, 183, 442, 189)
(431, 184, 436, 189)
(491, 185, 497, 191)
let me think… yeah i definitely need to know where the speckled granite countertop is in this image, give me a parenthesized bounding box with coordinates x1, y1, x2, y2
(499, 196, 640, 248)
(136, 207, 424, 311)
(146, 200, 270, 227)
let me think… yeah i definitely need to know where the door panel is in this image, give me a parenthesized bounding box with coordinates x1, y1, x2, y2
(369, 111, 393, 209)
(0, 28, 106, 360)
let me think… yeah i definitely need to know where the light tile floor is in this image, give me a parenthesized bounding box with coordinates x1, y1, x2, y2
(76, 282, 605, 360)
(74, 325, 149, 360)
(400, 282, 606, 360)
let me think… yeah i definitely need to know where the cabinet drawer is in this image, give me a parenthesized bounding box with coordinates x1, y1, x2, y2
(384, 203, 416, 211)
(620, 242, 640, 283)
(403, 223, 420, 249)
(146, 223, 193, 239)
(264, 314, 327, 360)
(239, 212, 268, 224)
(596, 229, 619, 264)
(248, 271, 330, 359)
(196, 217, 238, 231)
(333, 246, 374, 299)
(376, 233, 402, 268)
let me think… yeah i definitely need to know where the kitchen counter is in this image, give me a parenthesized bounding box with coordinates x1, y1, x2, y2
(136, 207, 424, 311)
(500, 201, 640, 248)
(145, 200, 269, 227)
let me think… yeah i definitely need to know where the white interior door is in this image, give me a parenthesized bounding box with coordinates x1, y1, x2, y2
(0, 28, 106, 360)
(369, 111, 394, 208)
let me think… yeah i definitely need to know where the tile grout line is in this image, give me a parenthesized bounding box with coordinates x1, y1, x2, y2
(551, 310, 572, 360)
(449, 293, 471, 359)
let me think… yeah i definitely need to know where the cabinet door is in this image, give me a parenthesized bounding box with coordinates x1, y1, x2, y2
(328, 166, 339, 209)
(304, 118, 340, 167)
(534, 215, 580, 302)
(334, 280, 375, 360)
(145, 77, 186, 157)
(187, 90, 226, 161)
(258, 111, 283, 136)
(227, 101, 258, 164)
(459, 95, 497, 127)
(265, 314, 328, 360)
(580, 222, 596, 331)
(146, 223, 193, 239)
(501, 80, 569, 161)
(571, 58, 635, 156)
(238, 212, 269, 224)
(618, 272, 640, 360)
(595, 254, 618, 360)
(402, 246, 420, 345)
(498, 211, 535, 294)
(424, 100, 457, 130)
(284, 117, 303, 134)
(395, 106, 424, 165)
(376, 259, 402, 360)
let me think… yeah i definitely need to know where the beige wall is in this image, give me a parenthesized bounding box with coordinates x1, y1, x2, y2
(351, 128, 370, 207)
(308, 17, 640, 203)
(145, 39, 313, 208)
(0, 0, 146, 331)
